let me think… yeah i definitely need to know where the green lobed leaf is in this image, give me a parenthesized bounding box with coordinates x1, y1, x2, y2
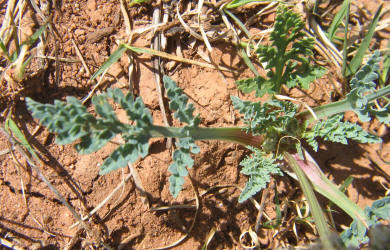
(168, 137, 199, 198)
(106, 88, 153, 128)
(238, 146, 282, 203)
(163, 76, 200, 128)
(236, 76, 273, 97)
(99, 133, 150, 175)
(231, 96, 298, 133)
(163, 76, 200, 197)
(340, 197, 390, 247)
(286, 64, 327, 89)
(370, 197, 390, 220)
(304, 114, 381, 151)
(27, 89, 154, 175)
(26, 97, 96, 145)
(347, 51, 390, 123)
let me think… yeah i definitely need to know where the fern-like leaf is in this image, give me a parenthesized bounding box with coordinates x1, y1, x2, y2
(163, 76, 200, 197)
(99, 133, 150, 174)
(231, 96, 300, 152)
(236, 7, 326, 97)
(168, 138, 199, 197)
(27, 89, 153, 175)
(164, 75, 200, 128)
(239, 146, 282, 203)
(305, 114, 381, 151)
(26, 96, 124, 152)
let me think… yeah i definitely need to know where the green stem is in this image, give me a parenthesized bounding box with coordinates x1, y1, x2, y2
(298, 84, 390, 121)
(149, 125, 264, 147)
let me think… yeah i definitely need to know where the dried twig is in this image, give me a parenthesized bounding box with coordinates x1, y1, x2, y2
(152, 6, 172, 149)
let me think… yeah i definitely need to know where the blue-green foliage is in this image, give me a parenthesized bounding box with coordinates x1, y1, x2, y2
(236, 7, 326, 97)
(341, 197, 390, 247)
(26, 89, 153, 175)
(239, 146, 282, 203)
(347, 51, 390, 123)
(163, 76, 200, 197)
(304, 114, 381, 151)
(231, 96, 300, 152)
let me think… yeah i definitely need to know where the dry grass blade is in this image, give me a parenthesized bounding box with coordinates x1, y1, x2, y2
(0, 236, 24, 250)
(176, 0, 207, 41)
(308, 17, 342, 69)
(255, 186, 271, 233)
(125, 45, 234, 72)
(120, 0, 135, 91)
(150, 204, 196, 211)
(128, 163, 150, 208)
(197, 0, 213, 52)
(81, 67, 108, 104)
(202, 227, 216, 250)
(71, 39, 92, 77)
(239, 227, 260, 249)
(0, 0, 17, 45)
(152, 7, 172, 150)
(35, 55, 80, 63)
(246, 1, 278, 27)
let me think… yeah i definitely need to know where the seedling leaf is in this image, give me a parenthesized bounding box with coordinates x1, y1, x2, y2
(90, 44, 127, 81)
(5, 118, 39, 160)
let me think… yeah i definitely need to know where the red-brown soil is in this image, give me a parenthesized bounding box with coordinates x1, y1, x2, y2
(1, 0, 390, 249)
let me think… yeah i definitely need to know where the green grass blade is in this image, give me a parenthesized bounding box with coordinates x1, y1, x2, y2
(128, 0, 150, 7)
(224, 9, 251, 38)
(0, 38, 11, 61)
(225, 0, 267, 9)
(238, 48, 260, 76)
(345, 4, 383, 77)
(16, 54, 33, 81)
(20, 22, 48, 47)
(380, 39, 390, 87)
(90, 43, 127, 81)
(327, 0, 350, 42)
(284, 151, 335, 250)
(341, 0, 350, 77)
(5, 118, 39, 160)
